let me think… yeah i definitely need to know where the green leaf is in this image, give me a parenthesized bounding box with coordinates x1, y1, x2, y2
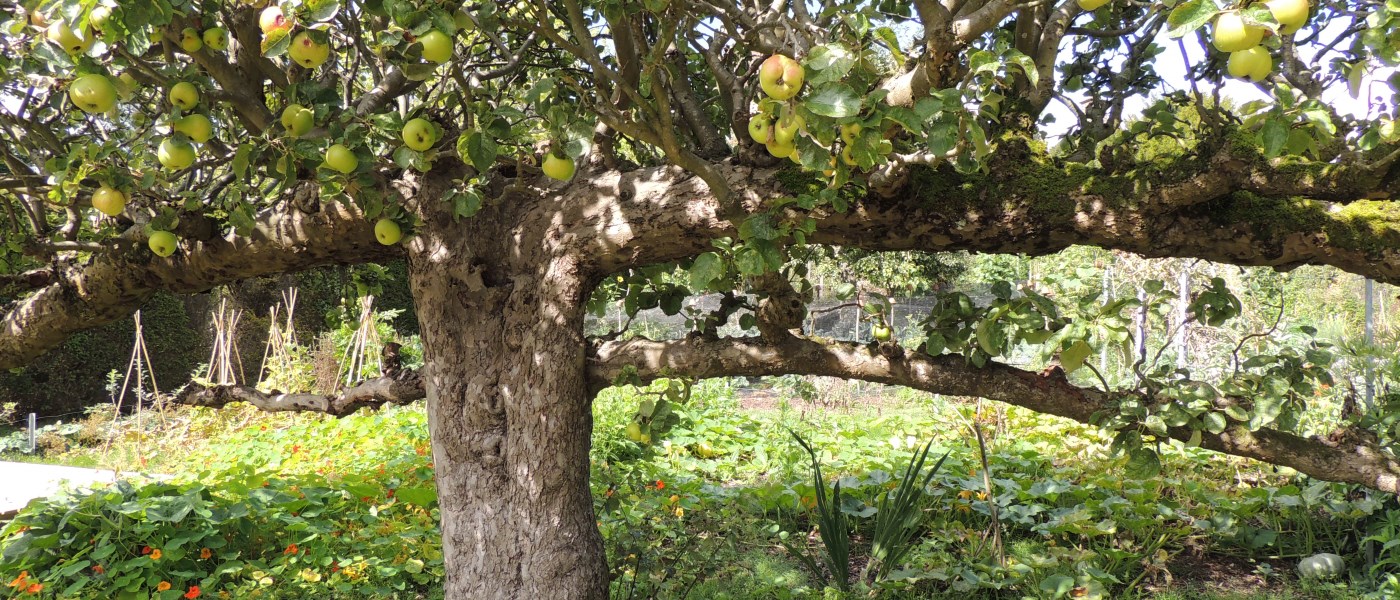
(804, 84, 863, 118)
(1166, 0, 1219, 38)
(457, 131, 498, 172)
(873, 27, 906, 68)
(804, 44, 857, 86)
(1040, 574, 1076, 597)
(1060, 340, 1092, 373)
(689, 252, 726, 290)
(1125, 447, 1162, 479)
(1202, 411, 1228, 434)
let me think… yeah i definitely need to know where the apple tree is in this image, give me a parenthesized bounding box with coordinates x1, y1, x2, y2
(0, 0, 1398, 597)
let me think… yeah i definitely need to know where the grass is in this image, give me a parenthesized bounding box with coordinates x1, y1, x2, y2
(0, 379, 1392, 599)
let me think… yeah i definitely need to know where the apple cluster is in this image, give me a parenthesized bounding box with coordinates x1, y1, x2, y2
(746, 55, 807, 159)
(1213, 0, 1311, 83)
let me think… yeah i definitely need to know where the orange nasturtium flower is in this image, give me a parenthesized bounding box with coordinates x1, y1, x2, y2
(284, 543, 299, 555)
(151, 548, 163, 560)
(654, 480, 665, 490)
(7, 571, 27, 588)
(184, 585, 202, 598)
(157, 581, 172, 592)
(200, 548, 212, 560)
(24, 582, 41, 594)
(92, 565, 105, 575)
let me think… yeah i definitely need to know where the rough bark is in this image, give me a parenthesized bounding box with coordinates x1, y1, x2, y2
(0, 198, 393, 370)
(591, 332, 1400, 494)
(176, 371, 425, 416)
(406, 203, 607, 599)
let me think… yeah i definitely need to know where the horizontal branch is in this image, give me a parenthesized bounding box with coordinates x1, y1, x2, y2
(589, 333, 1400, 494)
(176, 370, 425, 417)
(0, 197, 396, 370)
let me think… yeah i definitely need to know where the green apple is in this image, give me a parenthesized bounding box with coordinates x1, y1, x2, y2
(158, 136, 197, 170)
(259, 6, 289, 33)
(180, 27, 203, 53)
(168, 82, 199, 110)
(419, 30, 453, 63)
(68, 74, 117, 114)
(1213, 12, 1264, 53)
(748, 116, 772, 144)
(1077, 0, 1110, 10)
(148, 230, 178, 257)
(280, 104, 314, 137)
(91, 185, 128, 217)
(289, 31, 330, 68)
(773, 109, 805, 145)
(401, 118, 436, 151)
(1267, 0, 1309, 34)
(325, 144, 358, 174)
(1227, 46, 1272, 81)
(90, 6, 114, 31)
(28, 9, 48, 28)
(840, 122, 862, 144)
(46, 22, 90, 55)
(758, 54, 804, 101)
(374, 218, 402, 245)
(542, 153, 575, 180)
(626, 422, 644, 442)
(872, 324, 892, 342)
(841, 145, 857, 167)
(173, 114, 213, 143)
(203, 27, 228, 51)
(766, 138, 795, 158)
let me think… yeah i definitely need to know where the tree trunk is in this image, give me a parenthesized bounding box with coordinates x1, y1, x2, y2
(408, 226, 606, 599)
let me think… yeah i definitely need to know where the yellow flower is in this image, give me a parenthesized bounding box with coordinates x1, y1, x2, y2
(674, 507, 684, 518)
(957, 490, 974, 500)
(976, 491, 988, 501)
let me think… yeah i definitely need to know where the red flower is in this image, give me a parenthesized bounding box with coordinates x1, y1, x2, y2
(283, 543, 299, 555)
(24, 582, 41, 594)
(199, 548, 212, 560)
(330, 561, 341, 573)
(141, 546, 152, 555)
(184, 585, 202, 598)
(92, 565, 105, 575)
(654, 480, 665, 490)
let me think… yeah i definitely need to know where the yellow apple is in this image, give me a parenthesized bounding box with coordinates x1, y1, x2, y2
(1213, 12, 1264, 53)
(68, 74, 118, 114)
(773, 109, 805, 145)
(374, 218, 402, 245)
(180, 27, 203, 53)
(758, 54, 804, 101)
(158, 136, 197, 170)
(1227, 46, 1272, 82)
(1078, 0, 1110, 9)
(173, 114, 213, 143)
(90, 6, 113, 31)
(148, 230, 178, 257)
(542, 153, 576, 180)
(401, 118, 436, 151)
(46, 22, 90, 55)
(1267, 0, 1309, 34)
(168, 82, 199, 110)
(288, 31, 330, 68)
(203, 27, 228, 51)
(91, 185, 128, 216)
(115, 72, 137, 100)
(766, 138, 796, 158)
(748, 116, 772, 144)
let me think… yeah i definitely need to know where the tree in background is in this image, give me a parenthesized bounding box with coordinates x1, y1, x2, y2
(0, 0, 1397, 597)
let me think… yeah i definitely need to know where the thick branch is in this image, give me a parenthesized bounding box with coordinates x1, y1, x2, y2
(0, 199, 395, 370)
(589, 334, 1400, 494)
(176, 369, 424, 416)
